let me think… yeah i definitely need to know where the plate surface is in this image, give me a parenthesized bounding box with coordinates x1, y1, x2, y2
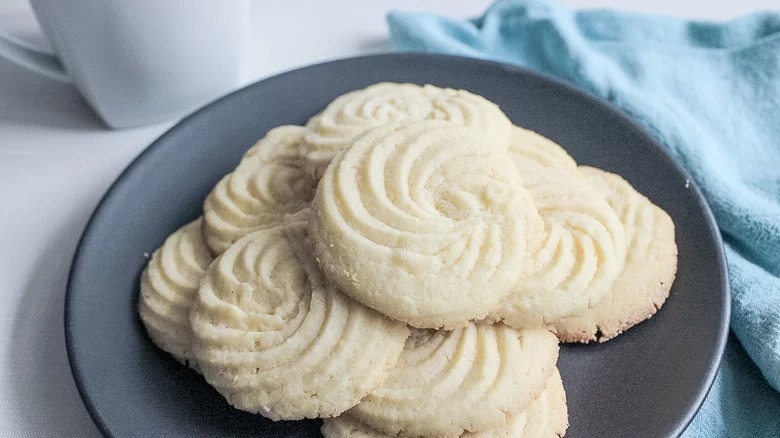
(66, 54, 729, 438)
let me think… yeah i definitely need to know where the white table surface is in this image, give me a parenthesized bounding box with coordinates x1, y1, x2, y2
(0, 1, 774, 436)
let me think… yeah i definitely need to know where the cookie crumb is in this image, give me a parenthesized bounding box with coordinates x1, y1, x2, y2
(143, 252, 150, 258)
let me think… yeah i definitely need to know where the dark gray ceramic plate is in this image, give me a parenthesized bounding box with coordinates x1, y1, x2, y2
(66, 54, 729, 438)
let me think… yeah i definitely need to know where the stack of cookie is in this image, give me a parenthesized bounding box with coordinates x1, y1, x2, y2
(138, 83, 678, 437)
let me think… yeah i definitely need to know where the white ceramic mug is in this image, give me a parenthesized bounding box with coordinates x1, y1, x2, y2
(0, 0, 249, 128)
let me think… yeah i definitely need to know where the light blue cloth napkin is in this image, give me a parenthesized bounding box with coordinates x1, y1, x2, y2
(388, 1, 780, 435)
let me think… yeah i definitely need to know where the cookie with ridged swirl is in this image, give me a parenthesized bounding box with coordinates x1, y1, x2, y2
(345, 324, 559, 437)
(509, 126, 578, 175)
(479, 369, 568, 438)
(491, 129, 626, 329)
(310, 120, 540, 329)
(301, 82, 512, 179)
(322, 370, 568, 438)
(506, 126, 576, 274)
(554, 167, 677, 343)
(202, 125, 315, 255)
(189, 216, 410, 420)
(138, 218, 213, 368)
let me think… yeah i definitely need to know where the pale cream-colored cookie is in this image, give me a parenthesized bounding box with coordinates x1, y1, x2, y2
(506, 126, 578, 274)
(490, 369, 568, 438)
(189, 217, 410, 420)
(322, 370, 568, 438)
(509, 126, 578, 175)
(138, 218, 213, 368)
(301, 82, 512, 178)
(346, 324, 559, 437)
(554, 167, 677, 342)
(310, 120, 540, 329)
(492, 130, 626, 329)
(242, 125, 304, 164)
(202, 125, 315, 254)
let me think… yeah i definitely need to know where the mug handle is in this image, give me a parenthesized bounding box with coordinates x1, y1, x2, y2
(0, 30, 71, 83)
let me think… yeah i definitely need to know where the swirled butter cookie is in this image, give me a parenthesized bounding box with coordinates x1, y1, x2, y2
(346, 324, 559, 437)
(506, 126, 579, 272)
(310, 120, 540, 329)
(138, 218, 213, 368)
(202, 125, 315, 254)
(509, 126, 578, 175)
(301, 82, 512, 178)
(322, 370, 567, 438)
(491, 128, 627, 329)
(481, 369, 568, 438)
(554, 167, 677, 342)
(190, 217, 410, 420)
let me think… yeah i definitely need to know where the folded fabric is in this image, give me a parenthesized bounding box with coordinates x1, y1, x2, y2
(387, 1, 780, 436)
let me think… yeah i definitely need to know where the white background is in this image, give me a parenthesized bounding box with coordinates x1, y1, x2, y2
(0, 0, 775, 436)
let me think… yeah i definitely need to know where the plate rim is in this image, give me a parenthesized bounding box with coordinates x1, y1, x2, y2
(64, 52, 731, 438)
